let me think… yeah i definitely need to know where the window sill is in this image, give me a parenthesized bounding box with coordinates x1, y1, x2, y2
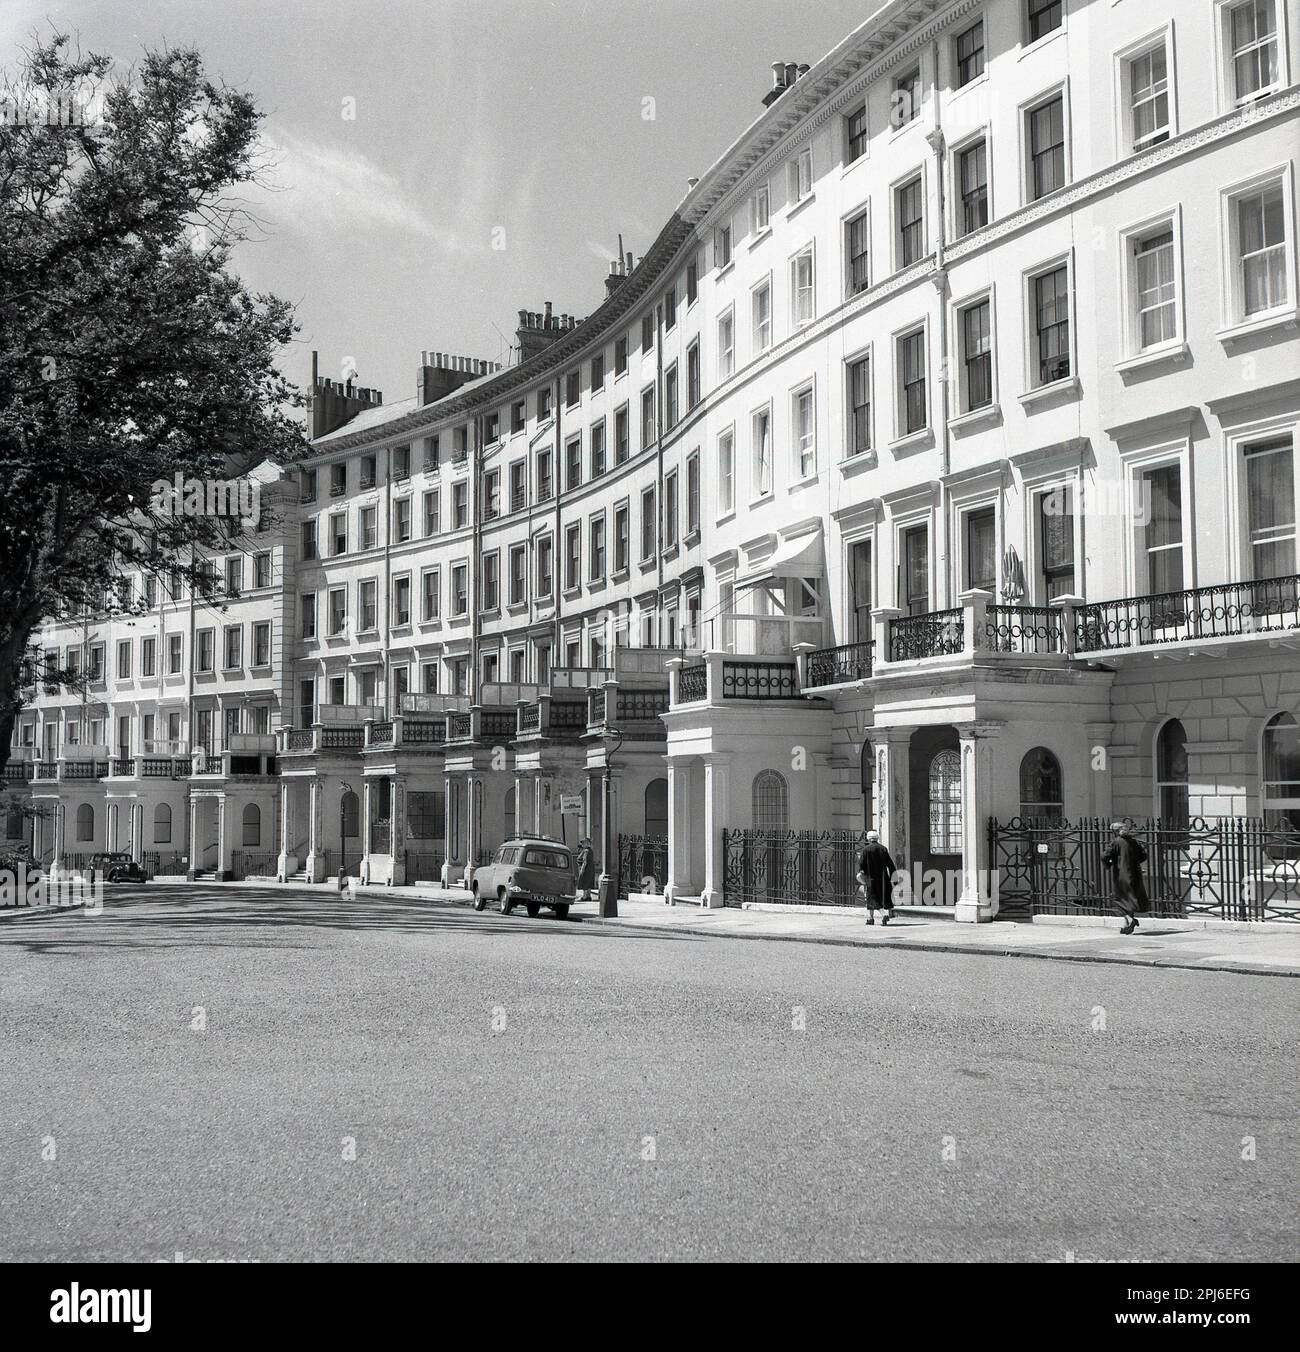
(588, 577, 608, 594)
(611, 566, 631, 583)
(842, 154, 869, 177)
(662, 544, 680, 563)
(391, 624, 413, 637)
(948, 403, 1002, 435)
(787, 192, 816, 222)
(717, 260, 735, 282)
(840, 450, 877, 478)
(789, 473, 820, 493)
(221, 666, 244, 676)
(1115, 342, 1190, 376)
(639, 555, 656, 571)
(478, 609, 501, 622)
(249, 663, 272, 675)
(562, 585, 582, 601)
(889, 428, 935, 456)
(749, 492, 775, 508)
(1018, 375, 1080, 410)
(506, 600, 529, 615)
(951, 71, 989, 98)
(1017, 24, 1065, 62)
(1216, 308, 1298, 345)
(715, 509, 736, 526)
(748, 226, 773, 251)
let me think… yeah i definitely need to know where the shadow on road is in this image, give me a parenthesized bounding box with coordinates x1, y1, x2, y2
(0, 886, 700, 955)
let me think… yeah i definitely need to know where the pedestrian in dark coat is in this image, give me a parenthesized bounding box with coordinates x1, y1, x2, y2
(856, 830, 897, 926)
(575, 839, 596, 902)
(1102, 822, 1150, 934)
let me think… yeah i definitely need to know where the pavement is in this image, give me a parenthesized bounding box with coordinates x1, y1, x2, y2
(0, 883, 1295, 1262)
(105, 875, 1300, 977)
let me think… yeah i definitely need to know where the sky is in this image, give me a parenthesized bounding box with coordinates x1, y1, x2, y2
(3, 0, 875, 411)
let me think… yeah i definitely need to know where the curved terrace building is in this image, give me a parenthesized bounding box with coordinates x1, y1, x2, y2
(8, 0, 1300, 921)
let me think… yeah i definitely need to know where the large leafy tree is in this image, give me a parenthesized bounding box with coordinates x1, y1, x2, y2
(0, 36, 305, 771)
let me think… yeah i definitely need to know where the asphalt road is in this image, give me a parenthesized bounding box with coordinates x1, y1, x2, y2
(0, 885, 1295, 1262)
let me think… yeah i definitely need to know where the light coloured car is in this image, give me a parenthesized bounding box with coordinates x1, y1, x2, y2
(472, 838, 574, 918)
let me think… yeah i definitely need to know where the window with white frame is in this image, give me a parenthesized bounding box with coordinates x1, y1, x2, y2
(536, 536, 553, 598)
(792, 385, 816, 478)
(1142, 462, 1185, 594)
(895, 176, 924, 268)
(956, 139, 989, 236)
(846, 105, 868, 162)
(664, 471, 678, 549)
(715, 223, 732, 269)
(589, 514, 606, 580)
(1225, 175, 1293, 324)
(1029, 262, 1072, 386)
(891, 64, 921, 129)
(641, 486, 656, 561)
(846, 209, 870, 294)
(791, 247, 814, 326)
(848, 354, 872, 457)
(790, 146, 813, 203)
(359, 578, 378, 632)
(1026, 0, 1062, 45)
(1242, 435, 1296, 579)
(958, 296, 994, 411)
(451, 562, 468, 616)
(614, 501, 630, 572)
(954, 18, 985, 87)
(752, 183, 770, 234)
(718, 428, 735, 515)
(328, 587, 347, 635)
(1026, 93, 1066, 201)
(718, 307, 735, 379)
(421, 567, 440, 621)
(752, 406, 773, 498)
(1222, 0, 1283, 106)
(752, 280, 772, 353)
(508, 544, 527, 605)
(897, 328, 928, 436)
(1123, 38, 1171, 152)
(1125, 220, 1181, 353)
(565, 523, 581, 590)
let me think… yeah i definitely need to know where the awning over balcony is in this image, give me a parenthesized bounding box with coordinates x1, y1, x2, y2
(738, 524, 824, 589)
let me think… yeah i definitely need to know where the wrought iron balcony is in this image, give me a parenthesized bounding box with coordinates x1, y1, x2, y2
(678, 662, 708, 703)
(369, 721, 395, 747)
(722, 659, 799, 700)
(447, 712, 474, 743)
(889, 609, 964, 662)
(805, 640, 874, 688)
(519, 704, 541, 733)
(1074, 575, 1300, 653)
(986, 605, 1065, 655)
(3, 762, 35, 781)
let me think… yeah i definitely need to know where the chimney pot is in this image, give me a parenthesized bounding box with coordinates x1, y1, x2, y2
(785, 62, 798, 85)
(797, 63, 810, 78)
(771, 61, 785, 88)
(544, 300, 553, 322)
(687, 176, 699, 190)
(626, 251, 634, 272)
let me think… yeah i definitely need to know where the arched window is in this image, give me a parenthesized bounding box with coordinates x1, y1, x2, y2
(928, 749, 962, 854)
(1262, 711, 1300, 835)
(752, 769, 788, 833)
(340, 790, 360, 838)
(503, 786, 515, 841)
(861, 740, 875, 831)
(241, 803, 261, 847)
(153, 803, 172, 845)
(75, 802, 95, 843)
(1019, 747, 1064, 822)
(644, 778, 668, 838)
(1156, 718, 1189, 826)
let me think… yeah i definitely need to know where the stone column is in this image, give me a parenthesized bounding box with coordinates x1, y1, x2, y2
(464, 775, 479, 884)
(305, 778, 322, 883)
(107, 802, 119, 855)
(664, 759, 689, 905)
(955, 720, 1004, 923)
(700, 754, 731, 909)
(442, 772, 455, 880)
(389, 778, 406, 886)
(532, 772, 544, 836)
(360, 778, 373, 884)
(215, 797, 233, 882)
(51, 802, 65, 876)
(513, 771, 527, 841)
(874, 728, 912, 872)
(277, 779, 294, 881)
(186, 796, 201, 880)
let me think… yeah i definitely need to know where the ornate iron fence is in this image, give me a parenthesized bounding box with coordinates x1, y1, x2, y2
(518, 704, 541, 733)
(889, 609, 964, 661)
(806, 641, 874, 687)
(1075, 574, 1300, 652)
(721, 659, 798, 699)
(140, 850, 187, 876)
(988, 816, 1300, 923)
(403, 718, 446, 744)
(986, 605, 1065, 655)
(447, 712, 473, 741)
(723, 829, 866, 907)
(617, 834, 668, 898)
(549, 699, 588, 732)
(618, 689, 670, 721)
(230, 850, 278, 879)
(320, 727, 363, 750)
(285, 730, 315, 752)
(589, 689, 607, 725)
(482, 709, 517, 741)
(369, 721, 395, 746)
(678, 662, 708, 702)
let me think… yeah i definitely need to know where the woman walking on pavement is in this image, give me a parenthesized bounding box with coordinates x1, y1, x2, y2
(856, 830, 897, 926)
(575, 837, 597, 905)
(1102, 821, 1150, 934)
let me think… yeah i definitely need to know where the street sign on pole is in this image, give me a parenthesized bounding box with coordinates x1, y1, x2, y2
(559, 794, 583, 815)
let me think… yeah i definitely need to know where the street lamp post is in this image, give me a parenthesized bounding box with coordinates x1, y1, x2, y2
(338, 780, 354, 892)
(597, 728, 624, 918)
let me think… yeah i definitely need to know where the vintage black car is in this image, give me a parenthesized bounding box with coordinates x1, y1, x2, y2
(88, 852, 148, 883)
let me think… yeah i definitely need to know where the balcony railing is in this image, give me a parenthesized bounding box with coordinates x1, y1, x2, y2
(401, 692, 472, 715)
(403, 718, 447, 745)
(3, 762, 35, 781)
(284, 729, 315, 752)
(805, 640, 874, 687)
(1075, 575, 1300, 653)
(986, 605, 1065, 655)
(320, 726, 364, 750)
(721, 659, 799, 700)
(678, 662, 708, 703)
(519, 704, 541, 733)
(447, 712, 473, 742)
(369, 721, 395, 747)
(889, 608, 963, 662)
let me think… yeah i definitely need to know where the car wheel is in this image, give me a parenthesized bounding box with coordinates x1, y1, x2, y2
(553, 903, 570, 920)
(525, 901, 541, 918)
(108, 869, 124, 883)
(498, 889, 513, 915)
(472, 884, 486, 912)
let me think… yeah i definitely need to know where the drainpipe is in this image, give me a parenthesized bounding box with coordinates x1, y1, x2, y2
(383, 443, 393, 715)
(552, 377, 562, 670)
(655, 300, 666, 628)
(472, 411, 483, 703)
(928, 36, 952, 608)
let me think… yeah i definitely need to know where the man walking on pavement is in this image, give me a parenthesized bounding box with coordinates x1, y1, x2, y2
(1102, 820, 1150, 934)
(857, 829, 897, 926)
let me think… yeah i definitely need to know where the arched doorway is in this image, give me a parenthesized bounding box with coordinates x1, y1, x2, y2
(908, 725, 962, 888)
(1156, 718, 1189, 827)
(1262, 712, 1300, 853)
(340, 788, 360, 874)
(1019, 747, 1064, 823)
(644, 777, 668, 837)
